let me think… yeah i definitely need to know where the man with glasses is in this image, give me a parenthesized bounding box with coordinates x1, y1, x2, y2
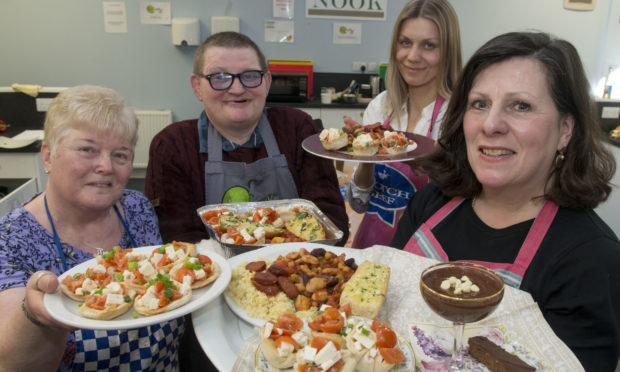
(144, 31, 349, 370)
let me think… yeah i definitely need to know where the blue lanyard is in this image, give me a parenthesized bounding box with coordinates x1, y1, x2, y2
(44, 195, 138, 272)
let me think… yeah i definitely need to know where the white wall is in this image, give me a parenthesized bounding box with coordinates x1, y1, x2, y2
(0, 0, 618, 120)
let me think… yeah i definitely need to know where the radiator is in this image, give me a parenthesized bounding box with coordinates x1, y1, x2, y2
(134, 109, 172, 168)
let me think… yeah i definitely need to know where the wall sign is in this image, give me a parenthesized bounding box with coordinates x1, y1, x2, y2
(563, 0, 596, 11)
(305, 0, 387, 20)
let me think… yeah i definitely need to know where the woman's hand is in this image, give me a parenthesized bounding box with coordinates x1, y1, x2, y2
(23, 271, 74, 330)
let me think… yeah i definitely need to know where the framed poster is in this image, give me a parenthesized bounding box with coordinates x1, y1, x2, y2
(563, 0, 596, 11)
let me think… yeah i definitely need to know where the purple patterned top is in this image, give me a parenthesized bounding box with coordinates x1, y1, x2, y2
(0, 189, 184, 371)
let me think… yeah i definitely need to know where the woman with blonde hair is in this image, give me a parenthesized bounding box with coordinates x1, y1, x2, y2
(346, 0, 462, 248)
(0, 85, 183, 371)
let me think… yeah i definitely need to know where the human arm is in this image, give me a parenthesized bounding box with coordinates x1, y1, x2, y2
(274, 108, 350, 245)
(145, 122, 209, 243)
(0, 272, 72, 371)
(525, 233, 620, 371)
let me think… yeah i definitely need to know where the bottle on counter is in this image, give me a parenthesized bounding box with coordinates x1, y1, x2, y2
(603, 66, 614, 99)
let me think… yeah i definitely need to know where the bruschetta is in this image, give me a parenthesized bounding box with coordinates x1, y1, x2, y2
(95, 245, 146, 275)
(77, 281, 136, 320)
(380, 131, 409, 155)
(148, 241, 196, 273)
(60, 266, 112, 301)
(169, 254, 221, 289)
(134, 273, 192, 316)
(352, 132, 380, 156)
(319, 128, 348, 151)
(260, 313, 308, 369)
(294, 336, 356, 372)
(343, 317, 404, 371)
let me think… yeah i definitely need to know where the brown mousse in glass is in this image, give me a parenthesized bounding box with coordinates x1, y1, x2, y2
(420, 262, 505, 324)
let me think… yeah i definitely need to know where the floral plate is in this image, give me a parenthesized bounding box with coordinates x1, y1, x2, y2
(408, 323, 548, 372)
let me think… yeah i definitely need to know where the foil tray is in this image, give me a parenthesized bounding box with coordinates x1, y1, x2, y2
(196, 199, 344, 257)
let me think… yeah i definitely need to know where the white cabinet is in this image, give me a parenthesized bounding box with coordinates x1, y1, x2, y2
(298, 107, 321, 119)
(320, 108, 365, 129)
(0, 178, 38, 217)
(0, 153, 47, 191)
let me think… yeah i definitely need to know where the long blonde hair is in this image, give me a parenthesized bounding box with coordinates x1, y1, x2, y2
(385, 0, 462, 124)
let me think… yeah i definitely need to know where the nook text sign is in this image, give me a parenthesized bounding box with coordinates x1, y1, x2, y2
(305, 0, 387, 20)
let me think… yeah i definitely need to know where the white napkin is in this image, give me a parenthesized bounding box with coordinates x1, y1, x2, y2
(195, 238, 227, 258)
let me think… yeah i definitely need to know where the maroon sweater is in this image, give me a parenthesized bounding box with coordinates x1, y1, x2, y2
(145, 106, 349, 245)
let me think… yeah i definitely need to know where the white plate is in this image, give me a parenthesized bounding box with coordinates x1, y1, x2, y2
(43, 245, 231, 330)
(0, 136, 38, 149)
(223, 243, 366, 327)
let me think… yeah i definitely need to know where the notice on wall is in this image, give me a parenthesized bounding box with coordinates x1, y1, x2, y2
(140, 2, 171, 24)
(273, 0, 294, 19)
(102, 1, 128, 33)
(265, 20, 294, 43)
(306, 0, 387, 20)
(333, 23, 361, 44)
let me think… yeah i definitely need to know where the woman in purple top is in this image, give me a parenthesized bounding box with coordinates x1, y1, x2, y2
(0, 85, 183, 371)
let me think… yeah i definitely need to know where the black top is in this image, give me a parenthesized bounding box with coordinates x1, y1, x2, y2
(392, 184, 620, 371)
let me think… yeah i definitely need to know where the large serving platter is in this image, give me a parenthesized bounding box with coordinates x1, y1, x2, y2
(192, 244, 584, 372)
(44, 245, 231, 330)
(302, 132, 435, 163)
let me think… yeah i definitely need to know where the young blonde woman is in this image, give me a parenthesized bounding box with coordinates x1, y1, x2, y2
(346, 0, 462, 248)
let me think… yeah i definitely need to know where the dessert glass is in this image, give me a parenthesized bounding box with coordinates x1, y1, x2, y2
(420, 261, 505, 371)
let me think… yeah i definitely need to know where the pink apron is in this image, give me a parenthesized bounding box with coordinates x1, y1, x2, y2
(404, 197, 559, 288)
(351, 96, 445, 248)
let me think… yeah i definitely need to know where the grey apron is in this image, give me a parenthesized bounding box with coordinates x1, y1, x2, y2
(204, 112, 299, 204)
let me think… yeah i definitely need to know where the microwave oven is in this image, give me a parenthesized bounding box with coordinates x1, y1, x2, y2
(267, 72, 309, 102)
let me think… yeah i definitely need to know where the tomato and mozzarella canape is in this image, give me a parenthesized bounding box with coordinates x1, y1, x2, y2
(169, 254, 221, 289)
(134, 273, 191, 316)
(78, 281, 136, 320)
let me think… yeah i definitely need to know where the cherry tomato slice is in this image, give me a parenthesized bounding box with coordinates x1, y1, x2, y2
(274, 335, 299, 350)
(310, 336, 340, 351)
(277, 313, 304, 332)
(379, 347, 405, 364)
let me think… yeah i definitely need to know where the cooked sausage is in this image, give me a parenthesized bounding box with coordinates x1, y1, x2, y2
(250, 278, 279, 296)
(252, 271, 278, 285)
(277, 276, 299, 299)
(267, 263, 288, 276)
(245, 261, 266, 272)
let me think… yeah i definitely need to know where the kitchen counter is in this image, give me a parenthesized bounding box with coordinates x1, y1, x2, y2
(266, 98, 367, 110)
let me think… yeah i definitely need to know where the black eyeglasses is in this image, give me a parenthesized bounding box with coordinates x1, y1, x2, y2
(201, 70, 265, 90)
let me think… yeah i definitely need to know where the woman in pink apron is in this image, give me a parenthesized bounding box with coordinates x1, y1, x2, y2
(346, 0, 462, 248)
(391, 32, 620, 371)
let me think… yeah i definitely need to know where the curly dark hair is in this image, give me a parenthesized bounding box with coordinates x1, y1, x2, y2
(417, 31, 615, 209)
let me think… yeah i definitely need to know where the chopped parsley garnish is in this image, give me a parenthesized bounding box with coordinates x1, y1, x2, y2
(183, 260, 204, 271)
(124, 295, 132, 303)
(148, 273, 177, 291)
(113, 273, 124, 281)
(157, 243, 172, 254)
(93, 285, 106, 295)
(72, 273, 83, 279)
(128, 260, 138, 270)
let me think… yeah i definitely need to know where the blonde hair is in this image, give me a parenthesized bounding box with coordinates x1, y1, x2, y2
(385, 0, 462, 123)
(43, 85, 138, 153)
